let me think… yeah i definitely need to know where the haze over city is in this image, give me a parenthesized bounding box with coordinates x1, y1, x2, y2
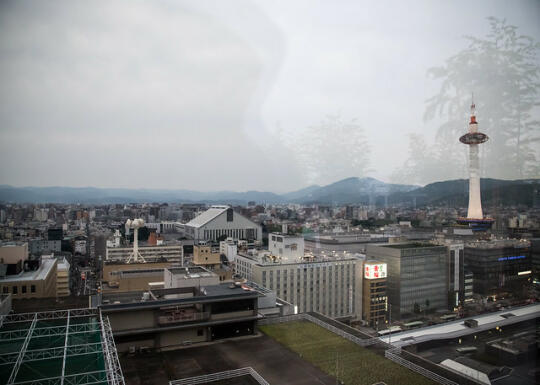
(1, 2, 540, 385)
(1, 0, 539, 192)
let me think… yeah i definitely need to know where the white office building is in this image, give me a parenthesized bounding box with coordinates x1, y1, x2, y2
(235, 250, 362, 319)
(164, 266, 219, 289)
(268, 233, 304, 262)
(220, 238, 238, 263)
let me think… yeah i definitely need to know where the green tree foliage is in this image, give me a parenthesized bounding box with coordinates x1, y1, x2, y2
(289, 115, 371, 185)
(396, 17, 540, 184)
(426, 17, 540, 179)
(391, 133, 464, 184)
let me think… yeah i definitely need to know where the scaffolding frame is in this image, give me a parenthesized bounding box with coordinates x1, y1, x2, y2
(2, 308, 98, 324)
(6, 313, 37, 384)
(0, 322, 101, 341)
(0, 308, 125, 385)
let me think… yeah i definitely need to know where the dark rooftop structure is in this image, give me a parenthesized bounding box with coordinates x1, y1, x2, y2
(383, 242, 435, 249)
(97, 283, 261, 352)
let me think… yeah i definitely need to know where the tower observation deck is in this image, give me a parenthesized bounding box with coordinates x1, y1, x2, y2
(457, 99, 494, 231)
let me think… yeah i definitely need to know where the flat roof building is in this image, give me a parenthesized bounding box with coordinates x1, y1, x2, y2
(235, 251, 362, 319)
(0, 242, 28, 266)
(192, 244, 221, 268)
(105, 244, 183, 263)
(366, 242, 448, 320)
(102, 261, 173, 293)
(0, 258, 57, 299)
(268, 233, 304, 261)
(164, 266, 219, 289)
(464, 239, 531, 296)
(97, 284, 260, 352)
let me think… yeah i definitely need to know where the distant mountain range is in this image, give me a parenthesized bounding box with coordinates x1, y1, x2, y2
(388, 178, 540, 208)
(0, 177, 538, 207)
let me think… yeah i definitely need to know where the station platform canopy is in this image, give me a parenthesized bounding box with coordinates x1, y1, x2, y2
(0, 308, 124, 385)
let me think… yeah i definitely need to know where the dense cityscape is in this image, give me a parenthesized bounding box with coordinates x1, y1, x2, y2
(1, 1, 539, 385)
(1, 173, 539, 384)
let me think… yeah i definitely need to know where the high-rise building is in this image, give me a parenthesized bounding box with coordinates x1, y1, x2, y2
(435, 240, 465, 309)
(366, 242, 448, 320)
(464, 239, 531, 296)
(235, 243, 362, 319)
(362, 261, 387, 327)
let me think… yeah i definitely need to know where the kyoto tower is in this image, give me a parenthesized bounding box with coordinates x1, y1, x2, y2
(457, 98, 494, 231)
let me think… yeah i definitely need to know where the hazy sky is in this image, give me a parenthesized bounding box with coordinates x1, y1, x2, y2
(1, 0, 539, 192)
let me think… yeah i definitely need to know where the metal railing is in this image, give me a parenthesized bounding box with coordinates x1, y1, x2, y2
(385, 347, 458, 385)
(2, 308, 98, 324)
(169, 367, 269, 385)
(259, 313, 379, 347)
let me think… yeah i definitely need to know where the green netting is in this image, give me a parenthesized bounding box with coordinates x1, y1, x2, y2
(0, 313, 110, 384)
(35, 319, 67, 328)
(15, 358, 63, 382)
(65, 352, 106, 375)
(28, 335, 65, 350)
(70, 316, 97, 325)
(0, 363, 13, 384)
(0, 321, 32, 332)
(68, 331, 101, 346)
(0, 340, 22, 354)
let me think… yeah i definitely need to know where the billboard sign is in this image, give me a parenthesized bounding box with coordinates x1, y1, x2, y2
(365, 263, 387, 279)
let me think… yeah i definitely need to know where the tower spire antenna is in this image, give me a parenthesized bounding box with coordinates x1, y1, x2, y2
(470, 92, 477, 125)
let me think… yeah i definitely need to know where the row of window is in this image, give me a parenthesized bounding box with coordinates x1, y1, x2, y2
(2, 285, 36, 295)
(203, 228, 258, 240)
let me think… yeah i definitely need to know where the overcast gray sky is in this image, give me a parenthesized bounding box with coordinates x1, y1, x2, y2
(1, 0, 539, 192)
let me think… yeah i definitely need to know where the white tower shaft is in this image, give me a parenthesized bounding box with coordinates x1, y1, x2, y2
(133, 227, 139, 262)
(467, 144, 483, 219)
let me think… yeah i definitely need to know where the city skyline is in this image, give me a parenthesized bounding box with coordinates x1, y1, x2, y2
(0, 2, 539, 385)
